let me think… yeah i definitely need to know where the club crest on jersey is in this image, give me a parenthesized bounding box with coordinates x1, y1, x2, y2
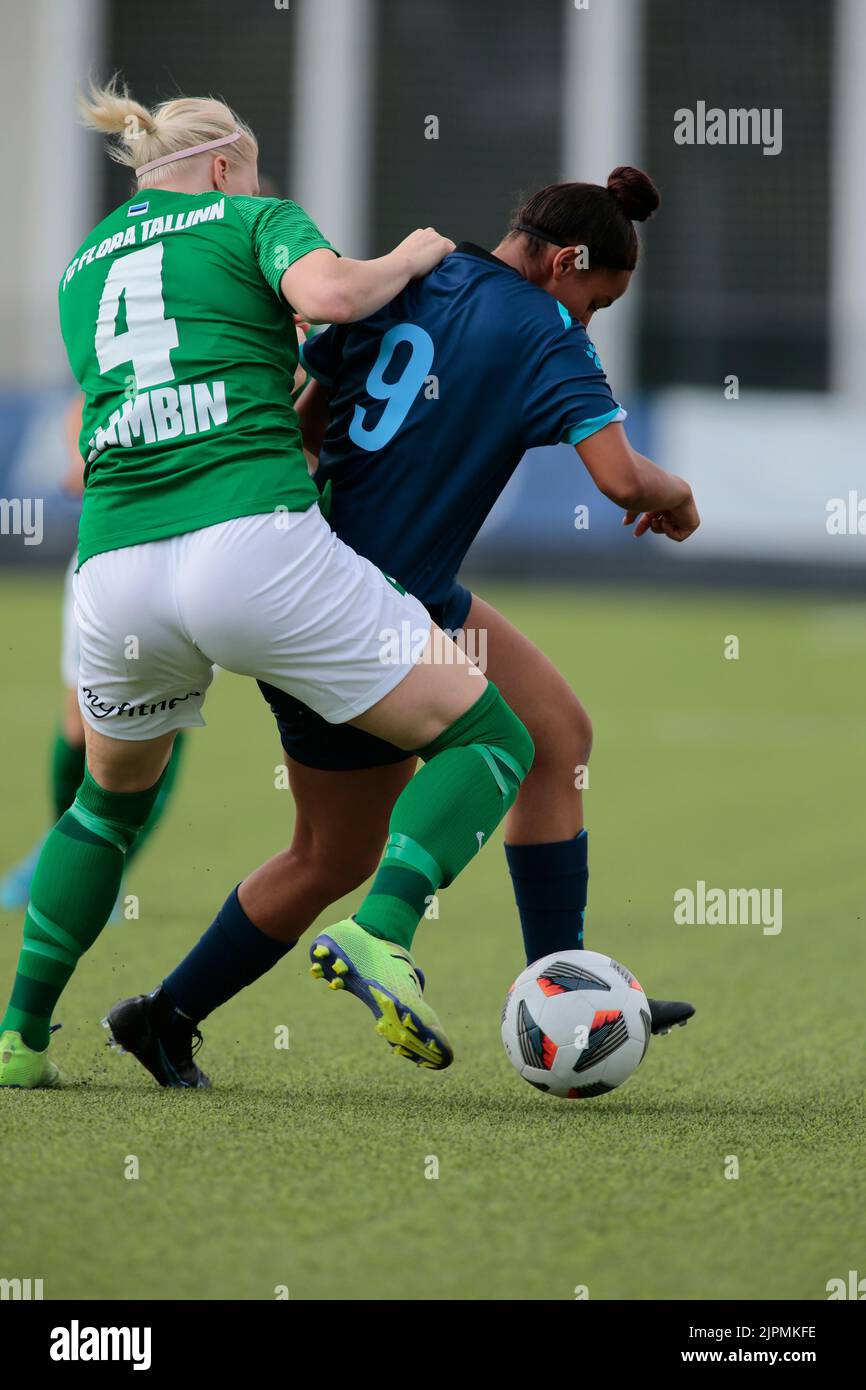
(128, 201, 149, 217)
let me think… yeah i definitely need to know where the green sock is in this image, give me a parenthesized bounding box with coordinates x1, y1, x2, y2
(355, 682, 534, 952)
(126, 732, 185, 867)
(50, 729, 86, 821)
(48, 731, 184, 865)
(1, 766, 165, 1051)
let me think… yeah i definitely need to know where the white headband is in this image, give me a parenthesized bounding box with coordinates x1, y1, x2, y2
(135, 129, 243, 178)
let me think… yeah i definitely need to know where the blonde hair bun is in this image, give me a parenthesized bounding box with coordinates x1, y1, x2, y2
(78, 76, 257, 186)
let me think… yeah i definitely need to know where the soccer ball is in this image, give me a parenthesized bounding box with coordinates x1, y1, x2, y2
(501, 950, 651, 1099)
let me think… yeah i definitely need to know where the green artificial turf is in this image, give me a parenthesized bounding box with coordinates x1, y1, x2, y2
(1, 573, 863, 1299)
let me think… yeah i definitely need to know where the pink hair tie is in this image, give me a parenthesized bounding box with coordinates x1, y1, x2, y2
(135, 129, 243, 178)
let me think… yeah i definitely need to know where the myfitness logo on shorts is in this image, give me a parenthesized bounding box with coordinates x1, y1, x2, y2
(82, 688, 201, 721)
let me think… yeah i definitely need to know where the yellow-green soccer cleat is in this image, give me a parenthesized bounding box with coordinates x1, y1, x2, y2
(309, 919, 453, 1070)
(0, 1030, 62, 1089)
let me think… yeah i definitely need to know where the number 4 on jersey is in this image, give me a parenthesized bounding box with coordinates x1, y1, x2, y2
(95, 242, 179, 391)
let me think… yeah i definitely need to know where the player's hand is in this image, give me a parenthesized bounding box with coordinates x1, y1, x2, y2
(622, 491, 700, 543)
(396, 228, 456, 278)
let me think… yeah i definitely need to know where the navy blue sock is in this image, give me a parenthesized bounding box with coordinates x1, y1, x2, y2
(504, 830, 589, 965)
(162, 886, 293, 1021)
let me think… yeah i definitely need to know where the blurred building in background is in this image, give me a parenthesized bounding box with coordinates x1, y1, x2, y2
(1, 0, 862, 586)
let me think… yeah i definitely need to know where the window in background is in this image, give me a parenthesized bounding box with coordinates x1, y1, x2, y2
(372, 0, 562, 252)
(103, 0, 294, 215)
(640, 0, 832, 391)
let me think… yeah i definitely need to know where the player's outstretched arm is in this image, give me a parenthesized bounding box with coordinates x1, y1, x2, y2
(576, 422, 700, 542)
(280, 229, 455, 325)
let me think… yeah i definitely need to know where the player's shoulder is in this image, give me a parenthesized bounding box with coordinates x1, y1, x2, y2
(511, 281, 598, 365)
(443, 244, 584, 338)
(499, 270, 590, 343)
(459, 259, 607, 380)
(229, 193, 272, 232)
(229, 195, 313, 227)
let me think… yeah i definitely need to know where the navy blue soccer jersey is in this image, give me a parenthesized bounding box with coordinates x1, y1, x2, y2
(301, 242, 625, 607)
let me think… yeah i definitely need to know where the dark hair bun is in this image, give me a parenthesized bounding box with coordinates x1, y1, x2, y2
(606, 165, 660, 222)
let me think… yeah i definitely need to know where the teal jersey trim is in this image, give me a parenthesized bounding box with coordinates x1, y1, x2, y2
(561, 405, 627, 446)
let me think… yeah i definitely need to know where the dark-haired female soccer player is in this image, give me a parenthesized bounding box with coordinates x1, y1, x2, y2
(0, 80, 536, 1088)
(110, 166, 700, 1089)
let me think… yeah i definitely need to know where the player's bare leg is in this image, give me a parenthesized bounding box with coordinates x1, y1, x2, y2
(239, 758, 415, 939)
(469, 595, 692, 1033)
(466, 596, 592, 843)
(82, 726, 175, 792)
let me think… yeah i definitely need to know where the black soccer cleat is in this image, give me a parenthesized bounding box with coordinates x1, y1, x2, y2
(646, 996, 695, 1036)
(102, 986, 211, 1089)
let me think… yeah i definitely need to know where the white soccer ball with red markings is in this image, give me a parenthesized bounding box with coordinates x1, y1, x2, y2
(501, 950, 651, 1099)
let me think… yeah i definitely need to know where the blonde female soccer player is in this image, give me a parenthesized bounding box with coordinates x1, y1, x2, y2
(0, 80, 534, 1087)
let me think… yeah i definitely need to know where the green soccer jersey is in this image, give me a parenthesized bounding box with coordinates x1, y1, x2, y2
(59, 191, 334, 565)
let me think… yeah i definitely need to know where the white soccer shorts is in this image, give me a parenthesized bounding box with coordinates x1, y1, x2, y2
(73, 504, 431, 741)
